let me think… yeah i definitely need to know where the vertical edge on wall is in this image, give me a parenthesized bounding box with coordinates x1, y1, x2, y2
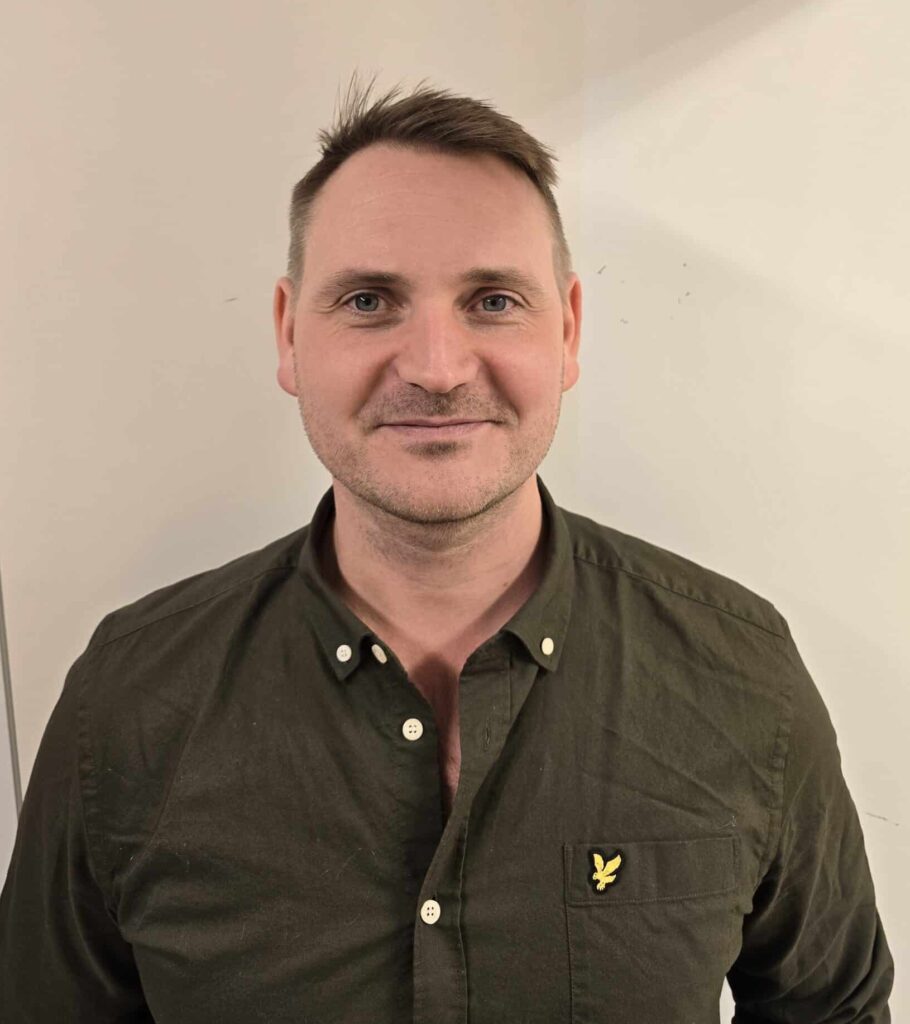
(0, 563, 22, 817)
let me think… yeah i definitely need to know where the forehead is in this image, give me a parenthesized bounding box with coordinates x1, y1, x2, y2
(303, 143, 554, 275)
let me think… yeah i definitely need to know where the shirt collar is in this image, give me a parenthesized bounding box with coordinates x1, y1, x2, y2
(296, 473, 574, 682)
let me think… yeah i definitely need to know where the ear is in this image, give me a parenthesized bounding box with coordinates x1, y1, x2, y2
(561, 273, 582, 393)
(274, 276, 298, 397)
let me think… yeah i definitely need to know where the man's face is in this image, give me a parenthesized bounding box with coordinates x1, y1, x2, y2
(274, 142, 581, 525)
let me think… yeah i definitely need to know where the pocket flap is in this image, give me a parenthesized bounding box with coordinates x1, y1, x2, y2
(563, 834, 738, 906)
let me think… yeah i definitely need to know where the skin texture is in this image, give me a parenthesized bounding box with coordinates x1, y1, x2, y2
(273, 142, 582, 811)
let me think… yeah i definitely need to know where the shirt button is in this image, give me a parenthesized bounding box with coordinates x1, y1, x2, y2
(420, 899, 441, 924)
(541, 636, 555, 656)
(371, 643, 388, 664)
(335, 644, 352, 663)
(402, 718, 424, 741)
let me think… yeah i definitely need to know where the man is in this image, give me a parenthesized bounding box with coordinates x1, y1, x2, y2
(0, 75, 894, 1022)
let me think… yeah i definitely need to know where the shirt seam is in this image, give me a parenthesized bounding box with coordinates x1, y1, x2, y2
(76, 645, 119, 917)
(753, 624, 800, 886)
(572, 552, 786, 639)
(754, 703, 792, 889)
(88, 564, 296, 650)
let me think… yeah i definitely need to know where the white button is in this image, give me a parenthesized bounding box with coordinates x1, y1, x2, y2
(371, 643, 388, 664)
(541, 636, 555, 656)
(402, 718, 424, 741)
(335, 644, 352, 663)
(420, 899, 441, 924)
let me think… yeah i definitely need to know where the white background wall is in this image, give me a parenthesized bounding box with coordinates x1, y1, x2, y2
(1, 1, 906, 1017)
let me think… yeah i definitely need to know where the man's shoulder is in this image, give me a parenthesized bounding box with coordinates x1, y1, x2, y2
(61, 524, 310, 878)
(561, 505, 787, 639)
(88, 524, 309, 650)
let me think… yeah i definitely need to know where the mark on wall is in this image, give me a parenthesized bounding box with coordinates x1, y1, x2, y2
(865, 811, 900, 827)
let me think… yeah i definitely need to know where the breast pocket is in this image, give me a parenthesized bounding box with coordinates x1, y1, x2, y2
(563, 835, 740, 1023)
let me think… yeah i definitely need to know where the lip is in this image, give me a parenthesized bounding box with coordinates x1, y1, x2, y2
(381, 421, 491, 440)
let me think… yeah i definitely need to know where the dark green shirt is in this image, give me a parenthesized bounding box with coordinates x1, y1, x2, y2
(0, 475, 893, 1022)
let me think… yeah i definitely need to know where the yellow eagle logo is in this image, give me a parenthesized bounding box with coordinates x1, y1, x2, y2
(590, 850, 623, 892)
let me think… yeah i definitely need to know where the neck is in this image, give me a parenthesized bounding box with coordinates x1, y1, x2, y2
(320, 475, 547, 647)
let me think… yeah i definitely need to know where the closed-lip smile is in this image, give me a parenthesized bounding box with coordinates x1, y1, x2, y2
(384, 418, 486, 427)
(380, 420, 493, 440)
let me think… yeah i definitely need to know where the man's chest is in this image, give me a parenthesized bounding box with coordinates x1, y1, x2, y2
(103, 630, 774, 1023)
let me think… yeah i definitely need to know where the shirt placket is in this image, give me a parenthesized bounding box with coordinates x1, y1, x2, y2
(410, 642, 540, 1024)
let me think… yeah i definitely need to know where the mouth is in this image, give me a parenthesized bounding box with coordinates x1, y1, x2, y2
(380, 421, 492, 440)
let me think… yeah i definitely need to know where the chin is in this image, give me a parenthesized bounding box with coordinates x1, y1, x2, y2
(383, 468, 533, 523)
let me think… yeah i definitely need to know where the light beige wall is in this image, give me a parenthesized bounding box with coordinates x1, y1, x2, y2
(1, 0, 905, 1015)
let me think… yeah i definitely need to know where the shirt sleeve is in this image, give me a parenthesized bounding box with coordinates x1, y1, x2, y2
(0, 639, 154, 1022)
(727, 616, 894, 1022)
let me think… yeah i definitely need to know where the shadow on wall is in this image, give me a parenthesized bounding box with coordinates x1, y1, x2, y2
(573, 203, 907, 563)
(583, 0, 818, 112)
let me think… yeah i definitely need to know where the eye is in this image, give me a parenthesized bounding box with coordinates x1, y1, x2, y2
(478, 293, 518, 313)
(346, 292, 383, 314)
(342, 291, 520, 317)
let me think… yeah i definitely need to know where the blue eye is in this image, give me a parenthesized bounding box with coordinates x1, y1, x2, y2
(342, 291, 519, 317)
(350, 293, 382, 313)
(479, 294, 513, 313)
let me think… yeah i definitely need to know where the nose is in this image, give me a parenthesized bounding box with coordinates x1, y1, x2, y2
(392, 307, 482, 394)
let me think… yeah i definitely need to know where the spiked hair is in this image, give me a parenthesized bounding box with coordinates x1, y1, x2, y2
(285, 71, 573, 302)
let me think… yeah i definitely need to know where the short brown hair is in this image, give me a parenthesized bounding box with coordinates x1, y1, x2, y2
(286, 71, 573, 303)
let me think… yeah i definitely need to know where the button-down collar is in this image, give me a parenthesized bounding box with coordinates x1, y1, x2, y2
(296, 473, 574, 682)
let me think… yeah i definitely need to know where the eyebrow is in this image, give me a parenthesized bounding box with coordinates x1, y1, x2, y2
(311, 266, 549, 306)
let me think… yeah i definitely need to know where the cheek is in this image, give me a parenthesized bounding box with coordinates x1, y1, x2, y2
(497, 353, 561, 412)
(298, 352, 373, 422)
